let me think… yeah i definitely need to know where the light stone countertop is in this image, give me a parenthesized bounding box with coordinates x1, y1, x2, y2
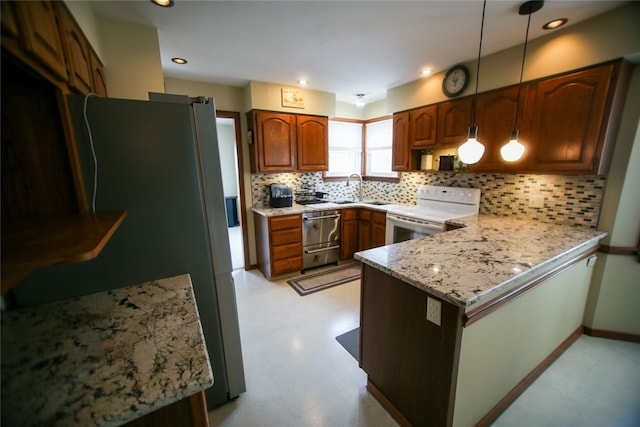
(355, 215, 606, 312)
(251, 201, 405, 217)
(1, 274, 213, 427)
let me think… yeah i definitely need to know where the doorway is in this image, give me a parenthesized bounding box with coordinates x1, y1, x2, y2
(216, 111, 248, 270)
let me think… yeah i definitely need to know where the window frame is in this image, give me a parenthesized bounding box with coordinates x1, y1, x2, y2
(324, 115, 400, 183)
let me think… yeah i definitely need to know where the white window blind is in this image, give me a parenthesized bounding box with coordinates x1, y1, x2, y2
(327, 120, 362, 177)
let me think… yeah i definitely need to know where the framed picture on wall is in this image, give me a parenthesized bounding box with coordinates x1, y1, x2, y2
(281, 88, 305, 108)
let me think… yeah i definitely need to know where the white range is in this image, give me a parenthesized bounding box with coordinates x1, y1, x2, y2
(385, 185, 481, 245)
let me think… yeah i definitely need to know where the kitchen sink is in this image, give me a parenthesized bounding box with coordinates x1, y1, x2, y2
(360, 200, 389, 206)
(331, 200, 356, 204)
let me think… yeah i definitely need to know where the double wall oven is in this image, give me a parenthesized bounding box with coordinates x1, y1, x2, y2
(385, 185, 481, 245)
(302, 210, 341, 271)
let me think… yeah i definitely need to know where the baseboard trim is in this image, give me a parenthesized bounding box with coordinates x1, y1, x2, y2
(366, 379, 412, 427)
(474, 326, 584, 427)
(584, 326, 640, 343)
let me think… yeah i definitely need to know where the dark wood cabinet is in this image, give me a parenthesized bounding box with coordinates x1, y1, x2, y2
(254, 213, 303, 279)
(358, 209, 386, 251)
(90, 49, 108, 97)
(1, 2, 118, 293)
(340, 208, 359, 260)
(360, 265, 463, 427)
(13, 1, 68, 81)
(409, 105, 438, 149)
(436, 97, 473, 146)
(524, 62, 627, 174)
(296, 115, 329, 171)
(391, 112, 410, 171)
(249, 111, 328, 173)
(57, 3, 93, 95)
(469, 86, 528, 173)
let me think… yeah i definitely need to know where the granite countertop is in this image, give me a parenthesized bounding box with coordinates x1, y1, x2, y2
(1, 274, 213, 427)
(355, 215, 606, 312)
(252, 201, 405, 217)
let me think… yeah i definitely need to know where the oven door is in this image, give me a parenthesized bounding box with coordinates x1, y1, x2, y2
(385, 214, 444, 245)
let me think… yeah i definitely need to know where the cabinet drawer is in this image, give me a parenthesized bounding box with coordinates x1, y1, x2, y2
(372, 211, 386, 225)
(272, 242, 301, 261)
(270, 214, 301, 231)
(271, 228, 301, 246)
(359, 209, 372, 221)
(273, 256, 303, 276)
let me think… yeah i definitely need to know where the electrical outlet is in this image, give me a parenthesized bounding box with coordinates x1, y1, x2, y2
(529, 194, 545, 208)
(426, 297, 441, 326)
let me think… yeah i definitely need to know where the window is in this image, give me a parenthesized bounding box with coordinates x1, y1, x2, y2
(326, 120, 362, 177)
(326, 116, 398, 180)
(365, 118, 397, 178)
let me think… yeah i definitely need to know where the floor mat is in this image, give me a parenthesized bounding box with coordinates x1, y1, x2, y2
(286, 263, 360, 296)
(336, 327, 359, 361)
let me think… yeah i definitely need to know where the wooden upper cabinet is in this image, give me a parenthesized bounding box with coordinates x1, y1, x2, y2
(409, 105, 437, 149)
(436, 97, 473, 146)
(14, 1, 68, 81)
(296, 115, 328, 171)
(525, 63, 621, 174)
(1, 2, 21, 41)
(470, 86, 528, 172)
(57, 3, 93, 95)
(90, 50, 108, 97)
(392, 112, 410, 171)
(250, 111, 297, 172)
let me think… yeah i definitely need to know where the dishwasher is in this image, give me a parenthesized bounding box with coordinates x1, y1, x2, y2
(302, 210, 341, 272)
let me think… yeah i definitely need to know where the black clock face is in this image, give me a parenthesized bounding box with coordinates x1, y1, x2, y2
(443, 65, 470, 97)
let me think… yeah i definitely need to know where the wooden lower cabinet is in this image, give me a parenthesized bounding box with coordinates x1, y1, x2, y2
(254, 213, 302, 279)
(360, 265, 463, 427)
(123, 391, 209, 427)
(340, 208, 359, 260)
(359, 209, 386, 251)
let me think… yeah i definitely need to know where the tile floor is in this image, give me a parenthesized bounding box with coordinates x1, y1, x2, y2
(213, 230, 640, 426)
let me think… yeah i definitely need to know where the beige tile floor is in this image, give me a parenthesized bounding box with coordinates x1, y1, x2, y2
(214, 229, 640, 426)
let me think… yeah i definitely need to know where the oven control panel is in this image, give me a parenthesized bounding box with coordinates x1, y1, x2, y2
(417, 185, 481, 206)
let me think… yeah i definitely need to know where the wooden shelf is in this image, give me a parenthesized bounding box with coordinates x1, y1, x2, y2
(1, 211, 127, 293)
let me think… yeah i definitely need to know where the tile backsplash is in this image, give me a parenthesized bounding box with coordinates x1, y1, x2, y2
(251, 172, 606, 229)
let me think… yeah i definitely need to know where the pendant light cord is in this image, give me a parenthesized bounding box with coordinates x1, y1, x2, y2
(513, 7, 533, 131)
(471, 0, 487, 126)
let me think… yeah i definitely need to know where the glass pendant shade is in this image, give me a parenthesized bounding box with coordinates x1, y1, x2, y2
(458, 126, 485, 164)
(500, 135, 525, 162)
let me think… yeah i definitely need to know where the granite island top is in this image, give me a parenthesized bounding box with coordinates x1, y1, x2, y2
(355, 215, 606, 312)
(1, 274, 213, 427)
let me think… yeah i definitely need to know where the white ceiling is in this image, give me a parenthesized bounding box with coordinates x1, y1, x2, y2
(90, 0, 626, 104)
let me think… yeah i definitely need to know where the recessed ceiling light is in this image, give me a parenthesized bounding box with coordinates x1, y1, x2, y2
(543, 18, 568, 29)
(298, 79, 309, 86)
(172, 57, 187, 64)
(420, 68, 432, 77)
(151, 0, 174, 7)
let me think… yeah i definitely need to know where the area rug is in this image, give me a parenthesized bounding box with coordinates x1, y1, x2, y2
(336, 327, 359, 361)
(287, 262, 360, 296)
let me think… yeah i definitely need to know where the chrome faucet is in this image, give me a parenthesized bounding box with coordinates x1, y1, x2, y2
(346, 173, 363, 201)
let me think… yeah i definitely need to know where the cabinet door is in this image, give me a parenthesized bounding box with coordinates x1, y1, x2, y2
(410, 105, 437, 149)
(436, 97, 472, 146)
(392, 112, 410, 171)
(470, 86, 527, 172)
(15, 1, 68, 81)
(340, 209, 359, 260)
(371, 211, 387, 248)
(90, 50, 108, 97)
(525, 64, 615, 173)
(358, 209, 372, 251)
(1, 2, 20, 42)
(57, 4, 93, 95)
(253, 112, 296, 172)
(297, 115, 328, 171)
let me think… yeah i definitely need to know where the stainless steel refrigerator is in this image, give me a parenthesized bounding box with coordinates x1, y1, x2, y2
(13, 93, 246, 409)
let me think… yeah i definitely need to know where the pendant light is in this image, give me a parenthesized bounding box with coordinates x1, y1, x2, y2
(458, 0, 487, 165)
(500, 0, 543, 162)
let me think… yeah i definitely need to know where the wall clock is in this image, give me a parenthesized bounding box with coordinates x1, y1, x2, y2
(442, 64, 470, 98)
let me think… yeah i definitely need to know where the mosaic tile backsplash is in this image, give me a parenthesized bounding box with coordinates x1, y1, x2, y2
(251, 172, 606, 229)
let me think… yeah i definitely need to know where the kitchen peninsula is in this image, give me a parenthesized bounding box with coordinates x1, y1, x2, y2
(354, 215, 606, 427)
(1, 274, 213, 427)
